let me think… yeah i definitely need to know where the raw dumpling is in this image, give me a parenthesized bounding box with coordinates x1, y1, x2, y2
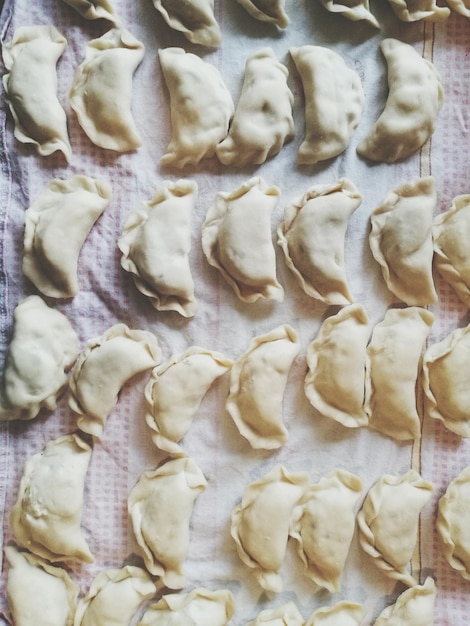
(277, 179, 362, 305)
(61, 0, 119, 22)
(357, 470, 433, 586)
(159, 47, 234, 167)
(128, 456, 207, 589)
(247, 602, 305, 626)
(446, 0, 470, 16)
(74, 566, 156, 626)
(118, 179, 198, 317)
(226, 324, 300, 449)
(373, 577, 437, 625)
(369, 177, 438, 306)
(145, 346, 233, 456)
(231, 465, 310, 593)
(138, 588, 235, 626)
(0, 295, 79, 422)
(386, 0, 449, 21)
(319, 0, 379, 27)
(289, 469, 363, 593)
(70, 28, 144, 152)
(436, 466, 470, 579)
(202, 177, 284, 303)
(290, 46, 364, 164)
(2, 25, 71, 160)
(151, 0, 222, 46)
(365, 307, 434, 441)
(304, 304, 370, 428)
(10, 433, 94, 563)
(237, 0, 290, 27)
(23, 175, 112, 299)
(357, 39, 444, 163)
(433, 194, 470, 308)
(216, 47, 294, 166)
(68, 323, 161, 437)
(423, 323, 470, 437)
(305, 602, 365, 626)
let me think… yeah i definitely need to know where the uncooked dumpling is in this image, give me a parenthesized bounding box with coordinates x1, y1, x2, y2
(10, 433, 94, 563)
(68, 323, 161, 437)
(373, 577, 437, 625)
(23, 175, 112, 299)
(237, 0, 290, 26)
(2, 25, 71, 160)
(128, 456, 207, 589)
(70, 28, 144, 151)
(446, 0, 470, 16)
(386, 0, 449, 21)
(61, 0, 119, 22)
(226, 324, 300, 449)
(319, 0, 379, 27)
(202, 177, 284, 303)
(216, 47, 294, 166)
(305, 601, 365, 626)
(0, 295, 79, 422)
(231, 465, 309, 593)
(277, 179, 362, 304)
(119, 179, 198, 317)
(247, 601, 304, 625)
(151, 0, 221, 46)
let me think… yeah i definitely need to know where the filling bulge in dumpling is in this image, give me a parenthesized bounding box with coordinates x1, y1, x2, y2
(151, 0, 222, 46)
(373, 577, 437, 626)
(246, 601, 304, 626)
(237, 0, 290, 27)
(305, 601, 365, 626)
(61, 0, 119, 22)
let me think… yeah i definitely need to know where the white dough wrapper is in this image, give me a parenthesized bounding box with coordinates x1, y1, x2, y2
(305, 601, 365, 626)
(373, 577, 437, 625)
(128, 457, 207, 589)
(10, 432, 94, 564)
(61, 0, 119, 22)
(246, 601, 305, 625)
(446, 0, 470, 16)
(23, 175, 112, 299)
(151, 0, 222, 46)
(216, 47, 294, 166)
(159, 47, 234, 167)
(386, 0, 449, 21)
(231, 465, 310, 593)
(0, 295, 79, 422)
(226, 324, 300, 449)
(319, 0, 379, 26)
(118, 179, 198, 317)
(68, 323, 162, 437)
(290, 46, 364, 164)
(70, 28, 144, 152)
(2, 25, 71, 161)
(277, 178, 362, 305)
(202, 176, 284, 303)
(357, 38, 444, 163)
(237, 0, 290, 27)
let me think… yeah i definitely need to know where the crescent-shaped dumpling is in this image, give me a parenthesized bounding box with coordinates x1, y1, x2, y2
(319, 0, 379, 27)
(386, 0, 449, 21)
(357, 38, 444, 163)
(247, 601, 304, 626)
(2, 25, 71, 161)
(277, 178, 362, 305)
(216, 47, 294, 167)
(446, 0, 470, 16)
(373, 577, 437, 625)
(290, 46, 364, 164)
(151, 0, 222, 46)
(305, 601, 365, 626)
(68, 323, 162, 437)
(237, 0, 290, 27)
(61, 0, 119, 22)
(23, 175, 112, 299)
(70, 28, 144, 152)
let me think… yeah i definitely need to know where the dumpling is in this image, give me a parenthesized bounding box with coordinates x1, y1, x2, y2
(357, 39, 444, 163)
(289, 469, 363, 593)
(61, 0, 119, 22)
(365, 307, 434, 441)
(231, 465, 309, 593)
(247, 602, 305, 626)
(319, 0, 379, 27)
(151, 0, 221, 46)
(304, 304, 370, 428)
(10, 433, 94, 563)
(23, 175, 112, 299)
(237, 0, 290, 27)
(145, 346, 233, 456)
(290, 46, 364, 164)
(446, 0, 470, 16)
(277, 179, 362, 305)
(422, 323, 470, 437)
(2, 25, 71, 161)
(138, 588, 235, 626)
(436, 466, 470, 579)
(368, 177, 438, 306)
(118, 179, 198, 317)
(5, 545, 79, 626)
(373, 577, 437, 625)
(68, 323, 162, 437)
(0, 295, 79, 422)
(128, 456, 207, 589)
(226, 324, 300, 449)
(386, 0, 449, 21)
(216, 47, 294, 166)
(433, 193, 470, 308)
(74, 566, 156, 626)
(70, 28, 144, 152)
(202, 177, 284, 303)
(305, 602, 365, 626)
(356, 470, 433, 586)
(159, 47, 234, 167)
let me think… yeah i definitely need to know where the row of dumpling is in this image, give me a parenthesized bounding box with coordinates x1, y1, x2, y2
(2, 23, 444, 169)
